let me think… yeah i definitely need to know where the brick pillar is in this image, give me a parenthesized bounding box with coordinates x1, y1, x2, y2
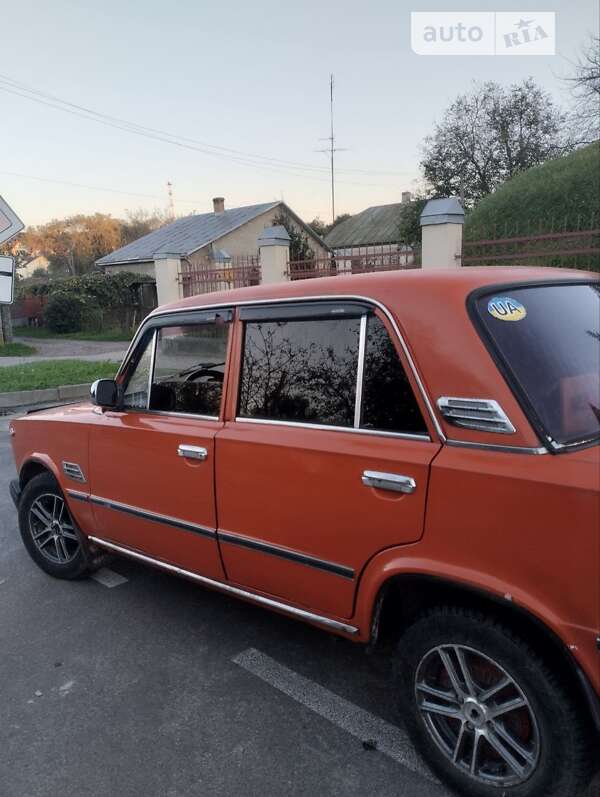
(154, 253, 182, 306)
(258, 226, 291, 284)
(420, 197, 465, 269)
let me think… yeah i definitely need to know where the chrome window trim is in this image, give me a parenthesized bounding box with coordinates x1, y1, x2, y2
(87, 535, 359, 636)
(146, 329, 157, 411)
(121, 294, 446, 442)
(353, 313, 367, 428)
(445, 439, 548, 455)
(233, 416, 432, 442)
(113, 407, 220, 423)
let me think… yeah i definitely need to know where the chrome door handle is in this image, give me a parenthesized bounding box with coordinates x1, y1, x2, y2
(361, 470, 416, 494)
(177, 444, 208, 461)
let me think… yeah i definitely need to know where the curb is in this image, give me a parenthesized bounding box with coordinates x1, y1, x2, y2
(0, 382, 90, 410)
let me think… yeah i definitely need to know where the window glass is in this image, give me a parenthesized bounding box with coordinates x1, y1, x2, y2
(149, 322, 229, 416)
(122, 335, 153, 409)
(361, 315, 428, 434)
(476, 283, 600, 446)
(239, 317, 360, 426)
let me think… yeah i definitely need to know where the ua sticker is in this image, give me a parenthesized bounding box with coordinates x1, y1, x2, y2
(487, 296, 527, 322)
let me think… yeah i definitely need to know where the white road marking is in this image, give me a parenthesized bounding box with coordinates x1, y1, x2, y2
(232, 647, 438, 784)
(91, 567, 128, 588)
(59, 680, 75, 696)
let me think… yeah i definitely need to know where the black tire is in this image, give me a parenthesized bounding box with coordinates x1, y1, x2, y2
(18, 472, 96, 579)
(396, 606, 594, 797)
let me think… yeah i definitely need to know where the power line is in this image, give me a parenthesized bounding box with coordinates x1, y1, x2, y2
(0, 170, 204, 205)
(0, 73, 414, 185)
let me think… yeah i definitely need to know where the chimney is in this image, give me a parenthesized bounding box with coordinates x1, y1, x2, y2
(401, 191, 412, 204)
(213, 197, 225, 214)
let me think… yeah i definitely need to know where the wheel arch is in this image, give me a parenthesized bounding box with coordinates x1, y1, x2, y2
(371, 572, 600, 734)
(19, 456, 60, 488)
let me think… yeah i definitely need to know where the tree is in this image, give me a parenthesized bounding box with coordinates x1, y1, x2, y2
(396, 196, 429, 247)
(421, 79, 573, 204)
(272, 210, 314, 261)
(24, 213, 122, 276)
(120, 208, 169, 245)
(308, 213, 351, 238)
(564, 35, 600, 144)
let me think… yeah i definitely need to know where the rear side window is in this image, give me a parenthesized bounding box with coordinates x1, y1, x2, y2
(238, 305, 428, 436)
(474, 283, 600, 448)
(238, 317, 360, 427)
(361, 315, 427, 434)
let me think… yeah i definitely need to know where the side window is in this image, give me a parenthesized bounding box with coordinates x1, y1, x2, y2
(149, 322, 230, 416)
(361, 315, 427, 434)
(122, 334, 153, 409)
(238, 317, 360, 427)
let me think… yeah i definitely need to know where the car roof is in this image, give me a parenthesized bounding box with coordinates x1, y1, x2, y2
(154, 266, 594, 316)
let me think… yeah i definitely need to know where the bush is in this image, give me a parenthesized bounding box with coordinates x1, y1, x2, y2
(465, 142, 600, 238)
(44, 293, 85, 333)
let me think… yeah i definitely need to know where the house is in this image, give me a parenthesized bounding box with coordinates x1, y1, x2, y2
(18, 254, 49, 279)
(324, 192, 413, 258)
(96, 198, 329, 278)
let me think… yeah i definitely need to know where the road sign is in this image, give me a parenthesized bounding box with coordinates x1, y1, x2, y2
(0, 195, 24, 247)
(0, 255, 15, 304)
(0, 196, 24, 306)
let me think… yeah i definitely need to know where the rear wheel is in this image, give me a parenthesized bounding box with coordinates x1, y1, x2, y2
(18, 473, 95, 579)
(396, 607, 593, 797)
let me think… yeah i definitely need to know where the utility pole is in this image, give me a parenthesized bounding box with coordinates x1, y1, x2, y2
(167, 181, 175, 220)
(317, 74, 346, 225)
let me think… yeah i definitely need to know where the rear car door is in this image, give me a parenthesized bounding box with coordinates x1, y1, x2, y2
(87, 309, 232, 580)
(216, 300, 441, 618)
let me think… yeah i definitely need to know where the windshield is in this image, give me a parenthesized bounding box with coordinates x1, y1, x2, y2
(475, 282, 600, 449)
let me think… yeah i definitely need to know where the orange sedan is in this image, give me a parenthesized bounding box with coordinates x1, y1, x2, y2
(9, 268, 600, 797)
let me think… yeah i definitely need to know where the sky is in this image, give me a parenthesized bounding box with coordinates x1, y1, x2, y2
(1, 0, 597, 228)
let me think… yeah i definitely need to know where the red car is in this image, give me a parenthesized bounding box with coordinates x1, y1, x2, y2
(9, 268, 600, 797)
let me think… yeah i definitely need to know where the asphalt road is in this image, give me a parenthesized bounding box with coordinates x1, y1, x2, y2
(0, 428, 448, 797)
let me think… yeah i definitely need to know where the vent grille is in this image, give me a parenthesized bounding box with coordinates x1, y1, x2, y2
(62, 461, 86, 483)
(437, 397, 516, 435)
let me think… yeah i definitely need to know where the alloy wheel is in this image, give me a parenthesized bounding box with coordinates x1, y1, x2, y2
(28, 492, 80, 565)
(415, 644, 540, 787)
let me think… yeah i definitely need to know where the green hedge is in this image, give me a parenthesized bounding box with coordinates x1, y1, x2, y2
(465, 143, 600, 239)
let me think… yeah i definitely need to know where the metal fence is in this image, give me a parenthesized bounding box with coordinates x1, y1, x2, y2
(179, 256, 261, 297)
(287, 246, 420, 281)
(462, 227, 600, 271)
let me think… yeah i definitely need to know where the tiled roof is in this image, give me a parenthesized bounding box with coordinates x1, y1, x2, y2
(97, 201, 280, 266)
(324, 202, 406, 248)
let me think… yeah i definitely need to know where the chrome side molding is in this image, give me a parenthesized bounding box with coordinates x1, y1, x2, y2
(437, 397, 516, 435)
(87, 536, 359, 636)
(361, 470, 416, 494)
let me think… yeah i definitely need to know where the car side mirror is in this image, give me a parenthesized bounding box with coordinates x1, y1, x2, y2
(91, 378, 121, 408)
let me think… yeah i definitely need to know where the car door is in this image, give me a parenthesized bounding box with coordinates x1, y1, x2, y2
(215, 300, 441, 618)
(88, 308, 232, 581)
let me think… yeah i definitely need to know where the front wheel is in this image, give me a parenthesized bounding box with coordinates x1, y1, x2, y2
(18, 472, 95, 579)
(396, 607, 594, 797)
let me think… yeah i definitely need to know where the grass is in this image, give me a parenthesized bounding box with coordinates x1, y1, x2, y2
(15, 327, 132, 342)
(0, 342, 37, 357)
(0, 360, 117, 393)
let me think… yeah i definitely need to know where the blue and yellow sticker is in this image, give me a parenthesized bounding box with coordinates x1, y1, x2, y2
(487, 296, 527, 322)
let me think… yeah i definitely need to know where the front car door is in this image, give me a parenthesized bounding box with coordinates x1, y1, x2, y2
(87, 309, 232, 580)
(216, 300, 441, 618)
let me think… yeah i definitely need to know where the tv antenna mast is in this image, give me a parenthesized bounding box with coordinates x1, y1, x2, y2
(317, 74, 346, 224)
(166, 181, 175, 220)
